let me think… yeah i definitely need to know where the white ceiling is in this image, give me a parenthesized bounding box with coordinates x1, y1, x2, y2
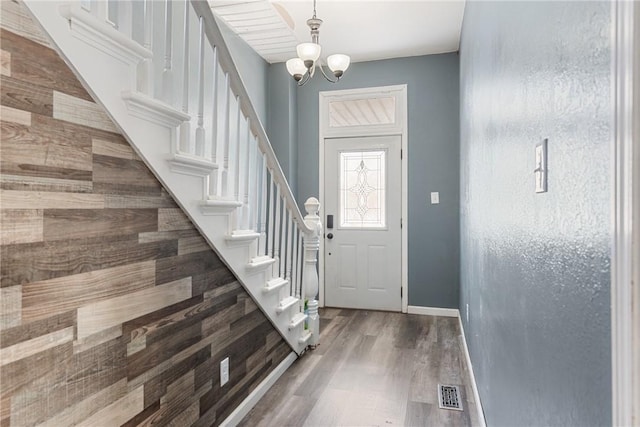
(210, 0, 466, 64)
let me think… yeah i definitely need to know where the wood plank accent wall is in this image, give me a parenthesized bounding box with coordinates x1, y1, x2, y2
(0, 2, 291, 425)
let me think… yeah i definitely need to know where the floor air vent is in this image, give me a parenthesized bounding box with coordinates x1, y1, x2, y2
(438, 384, 463, 411)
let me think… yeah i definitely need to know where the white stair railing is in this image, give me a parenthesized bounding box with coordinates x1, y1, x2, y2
(27, 0, 322, 354)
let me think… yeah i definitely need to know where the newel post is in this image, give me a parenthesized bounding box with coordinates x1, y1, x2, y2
(302, 197, 322, 347)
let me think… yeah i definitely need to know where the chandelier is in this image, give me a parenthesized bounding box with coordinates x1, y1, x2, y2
(285, 0, 351, 86)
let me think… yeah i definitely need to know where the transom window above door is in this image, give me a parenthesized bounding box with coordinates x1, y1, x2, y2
(329, 97, 396, 128)
(320, 86, 406, 137)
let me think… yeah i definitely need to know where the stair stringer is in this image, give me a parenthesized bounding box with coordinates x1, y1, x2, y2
(23, 0, 307, 355)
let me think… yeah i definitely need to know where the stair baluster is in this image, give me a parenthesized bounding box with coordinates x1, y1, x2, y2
(273, 183, 282, 278)
(137, 0, 153, 95)
(259, 158, 268, 256)
(208, 47, 219, 197)
(161, 0, 173, 103)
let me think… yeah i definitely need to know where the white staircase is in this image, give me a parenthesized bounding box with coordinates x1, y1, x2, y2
(23, 0, 321, 355)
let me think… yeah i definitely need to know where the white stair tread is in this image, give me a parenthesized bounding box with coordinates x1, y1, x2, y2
(276, 296, 299, 313)
(226, 230, 260, 242)
(298, 330, 312, 344)
(169, 152, 218, 176)
(200, 198, 243, 215)
(264, 277, 288, 293)
(289, 312, 308, 329)
(122, 90, 189, 127)
(247, 255, 276, 271)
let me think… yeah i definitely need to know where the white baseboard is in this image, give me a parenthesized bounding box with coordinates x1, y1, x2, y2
(407, 305, 459, 317)
(219, 351, 297, 427)
(458, 316, 487, 427)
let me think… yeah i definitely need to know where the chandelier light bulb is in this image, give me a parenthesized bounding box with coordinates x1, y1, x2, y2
(286, 58, 307, 81)
(327, 54, 351, 77)
(296, 42, 321, 67)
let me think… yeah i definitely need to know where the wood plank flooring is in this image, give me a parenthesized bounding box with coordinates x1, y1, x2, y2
(240, 309, 481, 427)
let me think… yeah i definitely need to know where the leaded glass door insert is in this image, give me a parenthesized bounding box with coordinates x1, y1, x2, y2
(339, 150, 386, 229)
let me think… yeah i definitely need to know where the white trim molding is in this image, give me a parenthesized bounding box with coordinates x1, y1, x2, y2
(458, 317, 487, 427)
(407, 305, 459, 318)
(612, 1, 640, 426)
(318, 85, 409, 313)
(219, 351, 297, 427)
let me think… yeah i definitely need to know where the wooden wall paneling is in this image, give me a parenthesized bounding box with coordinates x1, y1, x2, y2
(158, 207, 195, 231)
(0, 309, 74, 349)
(73, 324, 123, 354)
(9, 336, 127, 426)
(0, 0, 50, 47)
(192, 264, 239, 296)
(52, 90, 118, 133)
(0, 209, 43, 245)
(36, 378, 128, 427)
(0, 50, 10, 76)
(142, 346, 212, 409)
(92, 137, 136, 160)
(21, 260, 157, 323)
(0, 4, 291, 426)
(0, 75, 53, 117)
(0, 173, 94, 193)
(76, 277, 192, 339)
(0, 286, 21, 330)
(1, 235, 177, 288)
(42, 208, 158, 241)
(1, 28, 91, 102)
(138, 228, 201, 244)
(0, 325, 74, 365)
(0, 190, 104, 209)
(0, 105, 30, 125)
(155, 251, 224, 286)
(75, 385, 144, 427)
(178, 235, 210, 255)
(1, 115, 94, 172)
(93, 154, 161, 191)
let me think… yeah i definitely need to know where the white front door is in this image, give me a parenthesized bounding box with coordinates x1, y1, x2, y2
(323, 135, 402, 311)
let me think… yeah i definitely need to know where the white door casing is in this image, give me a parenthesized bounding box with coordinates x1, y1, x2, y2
(319, 85, 408, 312)
(324, 136, 402, 311)
(611, 1, 639, 425)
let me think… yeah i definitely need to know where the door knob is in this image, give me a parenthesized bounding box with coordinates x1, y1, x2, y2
(327, 233, 334, 240)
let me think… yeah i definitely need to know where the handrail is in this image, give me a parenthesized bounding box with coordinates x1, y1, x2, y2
(191, 0, 313, 235)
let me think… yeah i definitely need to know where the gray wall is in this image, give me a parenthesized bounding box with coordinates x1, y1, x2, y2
(289, 54, 460, 308)
(266, 63, 298, 194)
(216, 17, 269, 123)
(459, 2, 612, 426)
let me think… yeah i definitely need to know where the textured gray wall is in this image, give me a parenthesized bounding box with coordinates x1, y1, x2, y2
(216, 17, 269, 123)
(266, 63, 298, 194)
(459, 2, 612, 426)
(292, 54, 460, 308)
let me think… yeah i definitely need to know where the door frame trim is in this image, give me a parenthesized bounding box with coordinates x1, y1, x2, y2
(611, 1, 639, 424)
(318, 85, 409, 313)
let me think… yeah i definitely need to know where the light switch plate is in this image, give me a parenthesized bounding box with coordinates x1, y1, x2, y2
(535, 139, 548, 193)
(430, 192, 440, 204)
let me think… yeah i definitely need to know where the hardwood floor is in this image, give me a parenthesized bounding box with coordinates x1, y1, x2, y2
(240, 309, 481, 427)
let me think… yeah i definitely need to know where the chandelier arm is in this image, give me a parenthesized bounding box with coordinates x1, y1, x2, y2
(297, 71, 312, 86)
(318, 64, 339, 83)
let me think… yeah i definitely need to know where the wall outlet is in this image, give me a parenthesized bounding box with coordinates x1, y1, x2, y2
(466, 304, 469, 323)
(220, 357, 229, 386)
